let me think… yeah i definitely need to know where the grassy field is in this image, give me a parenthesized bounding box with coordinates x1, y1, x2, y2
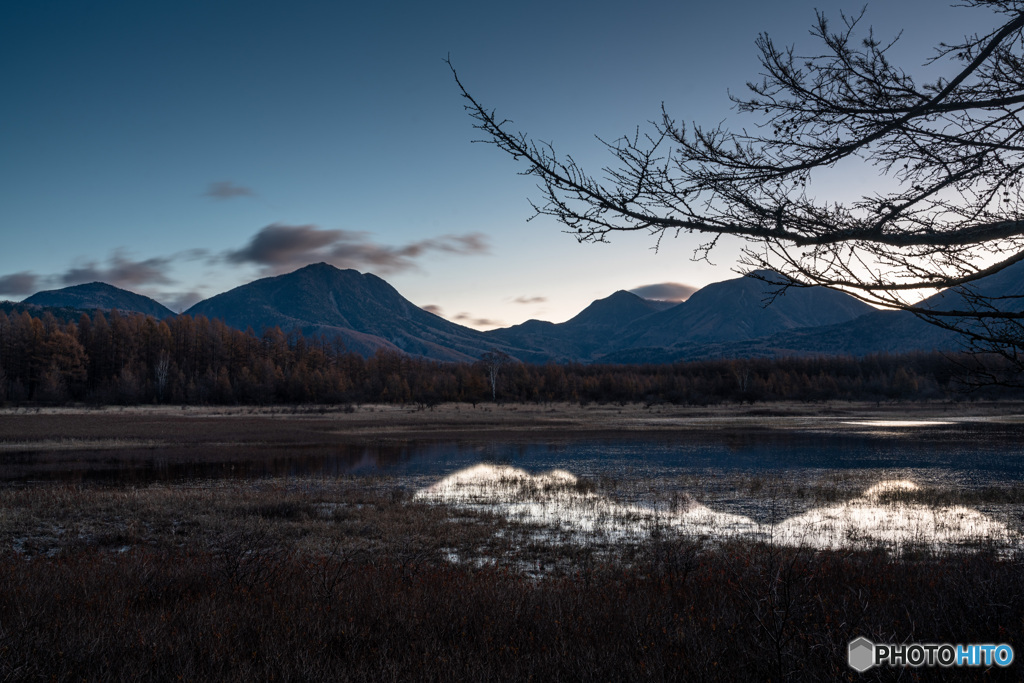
(1, 404, 1023, 680)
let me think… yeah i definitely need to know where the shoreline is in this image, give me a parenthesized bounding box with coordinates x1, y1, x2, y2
(3, 400, 1024, 440)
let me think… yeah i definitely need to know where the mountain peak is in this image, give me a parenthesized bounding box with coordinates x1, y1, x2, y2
(298, 262, 344, 273)
(743, 269, 791, 285)
(604, 290, 646, 304)
(619, 270, 875, 349)
(564, 290, 670, 329)
(183, 263, 530, 362)
(22, 282, 175, 318)
(290, 262, 359, 278)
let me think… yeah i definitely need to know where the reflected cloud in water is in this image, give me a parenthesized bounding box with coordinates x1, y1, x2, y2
(416, 463, 758, 542)
(840, 420, 954, 427)
(416, 465, 1017, 553)
(771, 480, 1014, 550)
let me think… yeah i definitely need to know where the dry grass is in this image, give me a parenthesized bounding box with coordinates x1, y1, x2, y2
(0, 477, 1021, 680)
(2, 406, 1023, 679)
(0, 479, 1019, 679)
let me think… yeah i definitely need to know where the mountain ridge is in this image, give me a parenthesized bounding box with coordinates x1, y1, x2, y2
(17, 262, 1020, 364)
(183, 263, 538, 362)
(22, 282, 175, 319)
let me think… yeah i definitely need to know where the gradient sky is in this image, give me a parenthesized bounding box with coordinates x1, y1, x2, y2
(1, 0, 993, 328)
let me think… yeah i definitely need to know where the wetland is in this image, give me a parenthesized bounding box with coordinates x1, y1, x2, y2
(1, 402, 1023, 680)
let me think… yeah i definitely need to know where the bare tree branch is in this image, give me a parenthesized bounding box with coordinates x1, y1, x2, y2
(449, 1, 1024, 375)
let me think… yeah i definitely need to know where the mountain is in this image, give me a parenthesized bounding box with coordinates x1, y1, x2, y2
(485, 290, 674, 361)
(22, 282, 175, 319)
(565, 290, 676, 327)
(615, 270, 875, 351)
(756, 261, 1024, 358)
(744, 261, 1024, 359)
(490, 272, 877, 362)
(600, 310, 960, 364)
(18, 262, 1019, 365)
(183, 263, 535, 362)
(600, 263, 1024, 363)
(919, 259, 1024, 314)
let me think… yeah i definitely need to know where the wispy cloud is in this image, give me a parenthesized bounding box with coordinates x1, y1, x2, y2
(204, 181, 254, 200)
(0, 271, 40, 297)
(421, 304, 444, 316)
(453, 312, 503, 329)
(59, 252, 176, 289)
(513, 295, 546, 305)
(629, 282, 696, 302)
(224, 223, 489, 275)
(1, 248, 212, 301)
(421, 304, 500, 329)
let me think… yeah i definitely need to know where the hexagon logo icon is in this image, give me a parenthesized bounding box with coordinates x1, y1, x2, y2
(848, 637, 875, 672)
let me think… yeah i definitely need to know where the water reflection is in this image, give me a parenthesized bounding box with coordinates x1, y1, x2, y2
(840, 420, 954, 427)
(771, 480, 1015, 550)
(7, 422, 1024, 487)
(415, 465, 1017, 552)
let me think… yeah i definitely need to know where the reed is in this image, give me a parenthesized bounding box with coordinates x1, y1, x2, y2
(0, 475, 1022, 680)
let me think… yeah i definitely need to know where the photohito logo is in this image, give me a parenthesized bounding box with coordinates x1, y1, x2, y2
(848, 637, 1014, 671)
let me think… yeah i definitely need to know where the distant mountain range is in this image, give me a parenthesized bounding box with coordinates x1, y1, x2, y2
(11, 261, 1021, 363)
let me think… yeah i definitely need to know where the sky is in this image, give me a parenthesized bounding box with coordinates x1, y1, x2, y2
(0, 0, 997, 328)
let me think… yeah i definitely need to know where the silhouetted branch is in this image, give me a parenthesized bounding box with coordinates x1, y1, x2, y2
(451, 2, 1024, 375)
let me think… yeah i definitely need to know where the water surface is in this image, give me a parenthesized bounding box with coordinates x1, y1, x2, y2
(3, 419, 1024, 487)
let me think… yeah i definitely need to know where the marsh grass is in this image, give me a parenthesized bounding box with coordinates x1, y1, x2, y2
(0, 526, 1022, 680)
(0, 475, 1021, 680)
(4, 407, 1024, 678)
(2, 469, 1023, 680)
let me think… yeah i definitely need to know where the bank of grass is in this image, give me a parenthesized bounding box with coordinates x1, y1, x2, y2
(5, 542, 1023, 681)
(1, 478, 1022, 680)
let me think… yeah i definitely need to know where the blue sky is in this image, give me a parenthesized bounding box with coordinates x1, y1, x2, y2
(0, 0, 991, 327)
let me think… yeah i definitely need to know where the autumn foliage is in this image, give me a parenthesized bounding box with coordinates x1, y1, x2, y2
(0, 307, 1014, 405)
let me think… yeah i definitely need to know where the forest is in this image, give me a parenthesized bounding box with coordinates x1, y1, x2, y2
(0, 306, 1019, 406)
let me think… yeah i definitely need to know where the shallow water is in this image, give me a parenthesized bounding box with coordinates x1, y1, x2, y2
(403, 420, 1024, 552)
(3, 419, 1024, 487)
(415, 465, 1019, 552)
(6, 417, 1023, 551)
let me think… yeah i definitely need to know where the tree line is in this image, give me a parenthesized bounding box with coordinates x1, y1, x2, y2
(0, 307, 1018, 406)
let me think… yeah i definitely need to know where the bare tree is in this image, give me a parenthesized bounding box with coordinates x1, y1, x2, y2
(154, 350, 171, 402)
(451, 1, 1024, 374)
(479, 349, 511, 401)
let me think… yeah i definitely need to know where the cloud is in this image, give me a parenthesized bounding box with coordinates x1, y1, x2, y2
(0, 271, 40, 297)
(60, 252, 176, 289)
(224, 223, 490, 274)
(628, 282, 697, 302)
(421, 304, 500, 328)
(513, 295, 546, 305)
(423, 304, 502, 329)
(453, 312, 503, 328)
(225, 224, 341, 268)
(177, 248, 212, 261)
(1, 249, 208, 300)
(432, 233, 488, 255)
(205, 181, 254, 200)
(421, 304, 444, 316)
